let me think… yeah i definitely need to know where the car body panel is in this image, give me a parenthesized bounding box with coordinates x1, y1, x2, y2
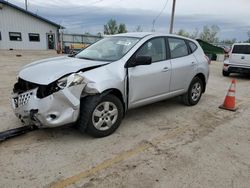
(81, 61, 126, 102)
(19, 56, 109, 85)
(170, 54, 198, 92)
(128, 59, 171, 108)
(12, 84, 85, 127)
(223, 59, 250, 74)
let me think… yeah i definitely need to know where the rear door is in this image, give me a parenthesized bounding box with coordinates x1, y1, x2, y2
(128, 37, 171, 108)
(167, 37, 198, 92)
(230, 44, 250, 65)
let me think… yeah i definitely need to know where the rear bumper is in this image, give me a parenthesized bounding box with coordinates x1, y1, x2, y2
(223, 63, 250, 74)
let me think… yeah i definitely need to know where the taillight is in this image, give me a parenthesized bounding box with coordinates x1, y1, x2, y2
(205, 55, 211, 65)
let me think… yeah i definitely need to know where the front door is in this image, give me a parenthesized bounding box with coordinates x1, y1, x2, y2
(128, 37, 171, 108)
(47, 33, 55, 50)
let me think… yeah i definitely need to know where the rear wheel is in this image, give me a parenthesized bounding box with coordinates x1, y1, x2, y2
(78, 94, 123, 138)
(222, 70, 230, 77)
(182, 77, 203, 106)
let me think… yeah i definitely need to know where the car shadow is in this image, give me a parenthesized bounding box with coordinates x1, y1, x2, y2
(3, 97, 183, 143)
(125, 97, 181, 119)
(22, 97, 184, 141)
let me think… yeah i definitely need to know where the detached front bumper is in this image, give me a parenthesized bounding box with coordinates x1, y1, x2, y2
(11, 84, 85, 128)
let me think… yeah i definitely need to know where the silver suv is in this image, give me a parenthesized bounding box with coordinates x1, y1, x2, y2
(11, 33, 209, 137)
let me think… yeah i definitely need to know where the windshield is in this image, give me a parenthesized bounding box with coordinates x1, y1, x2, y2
(75, 36, 140, 61)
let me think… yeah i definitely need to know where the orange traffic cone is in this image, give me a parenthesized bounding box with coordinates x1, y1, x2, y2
(219, 79, 237, 111)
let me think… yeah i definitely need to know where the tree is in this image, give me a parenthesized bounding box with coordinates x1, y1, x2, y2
(118, 23, 127, 34)
(189, 28, 199, 39)
(176, 29, 190, 38)
(97, 32, 102, 37)
(104, 19, 127, 35)
(176, 28, 199, 39)
(104, 19, 118, 35)
(199, 25, 220, 43)
(220, 38, 237, 44)
(135, 25, 143, 32)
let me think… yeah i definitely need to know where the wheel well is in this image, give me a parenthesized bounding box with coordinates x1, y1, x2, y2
(103, 89, 126, 116)
(195, 73, 206, 93)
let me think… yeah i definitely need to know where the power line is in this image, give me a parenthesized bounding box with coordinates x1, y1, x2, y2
(152, 0, 169, 32)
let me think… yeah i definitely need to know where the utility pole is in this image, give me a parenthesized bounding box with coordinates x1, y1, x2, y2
(25, 0, 28, 11)
(169, 0, 176, 34)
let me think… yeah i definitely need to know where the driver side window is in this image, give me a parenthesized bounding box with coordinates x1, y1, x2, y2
(136, 38, 166, 63)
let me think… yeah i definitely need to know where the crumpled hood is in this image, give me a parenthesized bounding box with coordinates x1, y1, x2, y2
(19, 56, 108, 85)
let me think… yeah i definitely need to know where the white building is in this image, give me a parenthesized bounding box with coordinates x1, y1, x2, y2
(0, 0, 62, 50)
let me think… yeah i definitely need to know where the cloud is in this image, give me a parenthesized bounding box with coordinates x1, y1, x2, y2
(8, 0, 250, 40)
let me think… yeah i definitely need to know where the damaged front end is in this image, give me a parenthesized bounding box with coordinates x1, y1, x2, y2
(11, 73, 88, 128)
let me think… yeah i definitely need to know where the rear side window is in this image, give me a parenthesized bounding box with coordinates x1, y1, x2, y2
(188, 41, 198, 53)
(168, 38, 189, 59)
(136, 37, 166, 63)
(232, 45, 250, 54)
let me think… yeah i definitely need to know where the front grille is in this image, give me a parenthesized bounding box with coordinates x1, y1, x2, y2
(14, 90, 33, 107)
(14, 78, 60, 99)
(13, 78, 39, 94)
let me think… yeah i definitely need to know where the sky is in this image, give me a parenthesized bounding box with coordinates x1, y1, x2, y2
(6, 0, 250, 41)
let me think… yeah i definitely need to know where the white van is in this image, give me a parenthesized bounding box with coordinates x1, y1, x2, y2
(223, 43, 250, 76)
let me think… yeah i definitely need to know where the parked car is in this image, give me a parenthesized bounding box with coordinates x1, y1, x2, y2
(11, 33, 209, 137)
(223, 43, 250, 76)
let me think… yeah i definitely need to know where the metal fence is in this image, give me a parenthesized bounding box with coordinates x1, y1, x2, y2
(59, 33, 102, 53)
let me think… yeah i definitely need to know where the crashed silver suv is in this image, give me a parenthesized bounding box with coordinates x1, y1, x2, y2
(11, 33, 209, 137)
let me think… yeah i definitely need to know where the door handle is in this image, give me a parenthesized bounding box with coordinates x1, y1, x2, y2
(162, 67, 169, 72)
(241, 56, 245, 59)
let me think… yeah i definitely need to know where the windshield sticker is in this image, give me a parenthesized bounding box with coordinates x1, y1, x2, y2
(116, 41, 131, 46)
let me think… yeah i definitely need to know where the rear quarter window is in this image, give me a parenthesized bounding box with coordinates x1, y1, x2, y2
(232, 45, 250, 54)
(188, 41, 198, 53)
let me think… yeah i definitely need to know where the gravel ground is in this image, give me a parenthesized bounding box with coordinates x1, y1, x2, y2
(0, 50, 249, 188)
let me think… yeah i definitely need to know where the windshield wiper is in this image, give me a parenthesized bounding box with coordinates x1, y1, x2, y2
(68, 54, 76, 58)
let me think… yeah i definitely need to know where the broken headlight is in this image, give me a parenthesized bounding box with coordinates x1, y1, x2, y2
(57, 73, 85, 89)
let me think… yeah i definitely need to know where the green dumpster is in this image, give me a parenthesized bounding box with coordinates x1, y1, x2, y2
(196, 39, 224, 60)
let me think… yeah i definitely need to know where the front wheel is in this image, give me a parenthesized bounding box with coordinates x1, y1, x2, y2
(182, 77, 203, 106)
(78, 94, 123, 138)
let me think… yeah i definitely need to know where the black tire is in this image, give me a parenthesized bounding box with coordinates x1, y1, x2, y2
(222, 70, 230, 77)
(78, 94, 123, 138)
(182, 77, 203, 106)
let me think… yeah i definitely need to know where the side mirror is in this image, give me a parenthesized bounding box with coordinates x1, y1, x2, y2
(127, 56, 152, 67)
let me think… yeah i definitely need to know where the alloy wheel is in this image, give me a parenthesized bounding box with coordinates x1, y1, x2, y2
(191, 82, 201, 102)
(92, 101, 118, 131)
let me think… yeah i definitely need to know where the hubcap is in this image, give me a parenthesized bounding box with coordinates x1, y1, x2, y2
(191, 82, 201, 101)
(92, 101, 118, 131)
